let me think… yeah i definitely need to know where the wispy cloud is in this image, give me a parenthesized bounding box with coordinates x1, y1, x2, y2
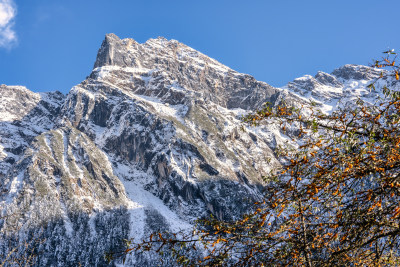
(0, 0, 17, 48)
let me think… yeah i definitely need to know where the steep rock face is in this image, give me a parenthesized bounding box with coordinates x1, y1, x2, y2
(62, 66, 282, 222)
(331, 64, 382, 81)
(283, 64, 400, 114)
(0, 86, 64, 178)
(62, 34, 288, 224)
(1, 34, 289, 266)
(0, 124, 130, 266)
(92, 33, 280, 110)
(286, 72, 344, 101)
(0, 34, 391, 266)
(0, 85, 42, 122)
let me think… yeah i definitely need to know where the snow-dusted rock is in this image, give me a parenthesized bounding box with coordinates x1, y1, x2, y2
(283, 64, 400, 114)
(0, 85, 64, 178)
(0, 34, 393, 266)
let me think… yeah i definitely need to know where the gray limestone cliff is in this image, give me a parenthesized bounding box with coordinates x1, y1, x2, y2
(0, 34, 389, 266)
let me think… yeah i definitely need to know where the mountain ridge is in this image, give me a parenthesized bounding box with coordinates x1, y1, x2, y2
(0, 33, 391, 266)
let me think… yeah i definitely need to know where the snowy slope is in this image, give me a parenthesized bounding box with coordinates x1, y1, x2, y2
(0, 34, 391, 266)
(0, 85, 64, 178)
(283, 64, 400, 114)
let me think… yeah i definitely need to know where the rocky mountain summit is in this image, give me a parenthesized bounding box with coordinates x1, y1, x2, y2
(283, 64, 399, 113)
(0, 34, 386, 266)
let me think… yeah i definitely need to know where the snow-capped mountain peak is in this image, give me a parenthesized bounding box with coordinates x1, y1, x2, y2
(1, 34, 396, 266)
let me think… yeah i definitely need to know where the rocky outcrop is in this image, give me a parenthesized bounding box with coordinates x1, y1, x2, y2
(0, 86, 64, 178)
(0, 33, 392, 266)
(0, 125, 129, 266)
(331, 64, 381, 81)
(0, 34, 288, 266)
(92, 33, 280, 110)
(282, 64, 400, 114)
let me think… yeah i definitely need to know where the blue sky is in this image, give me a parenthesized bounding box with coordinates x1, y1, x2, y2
(1, 0, 399, 94)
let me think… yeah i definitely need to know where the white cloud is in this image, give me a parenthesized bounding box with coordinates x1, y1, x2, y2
(0, 0, 17, 48)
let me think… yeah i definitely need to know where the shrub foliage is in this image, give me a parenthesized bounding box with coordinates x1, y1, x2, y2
(108, 51, 400, 266)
